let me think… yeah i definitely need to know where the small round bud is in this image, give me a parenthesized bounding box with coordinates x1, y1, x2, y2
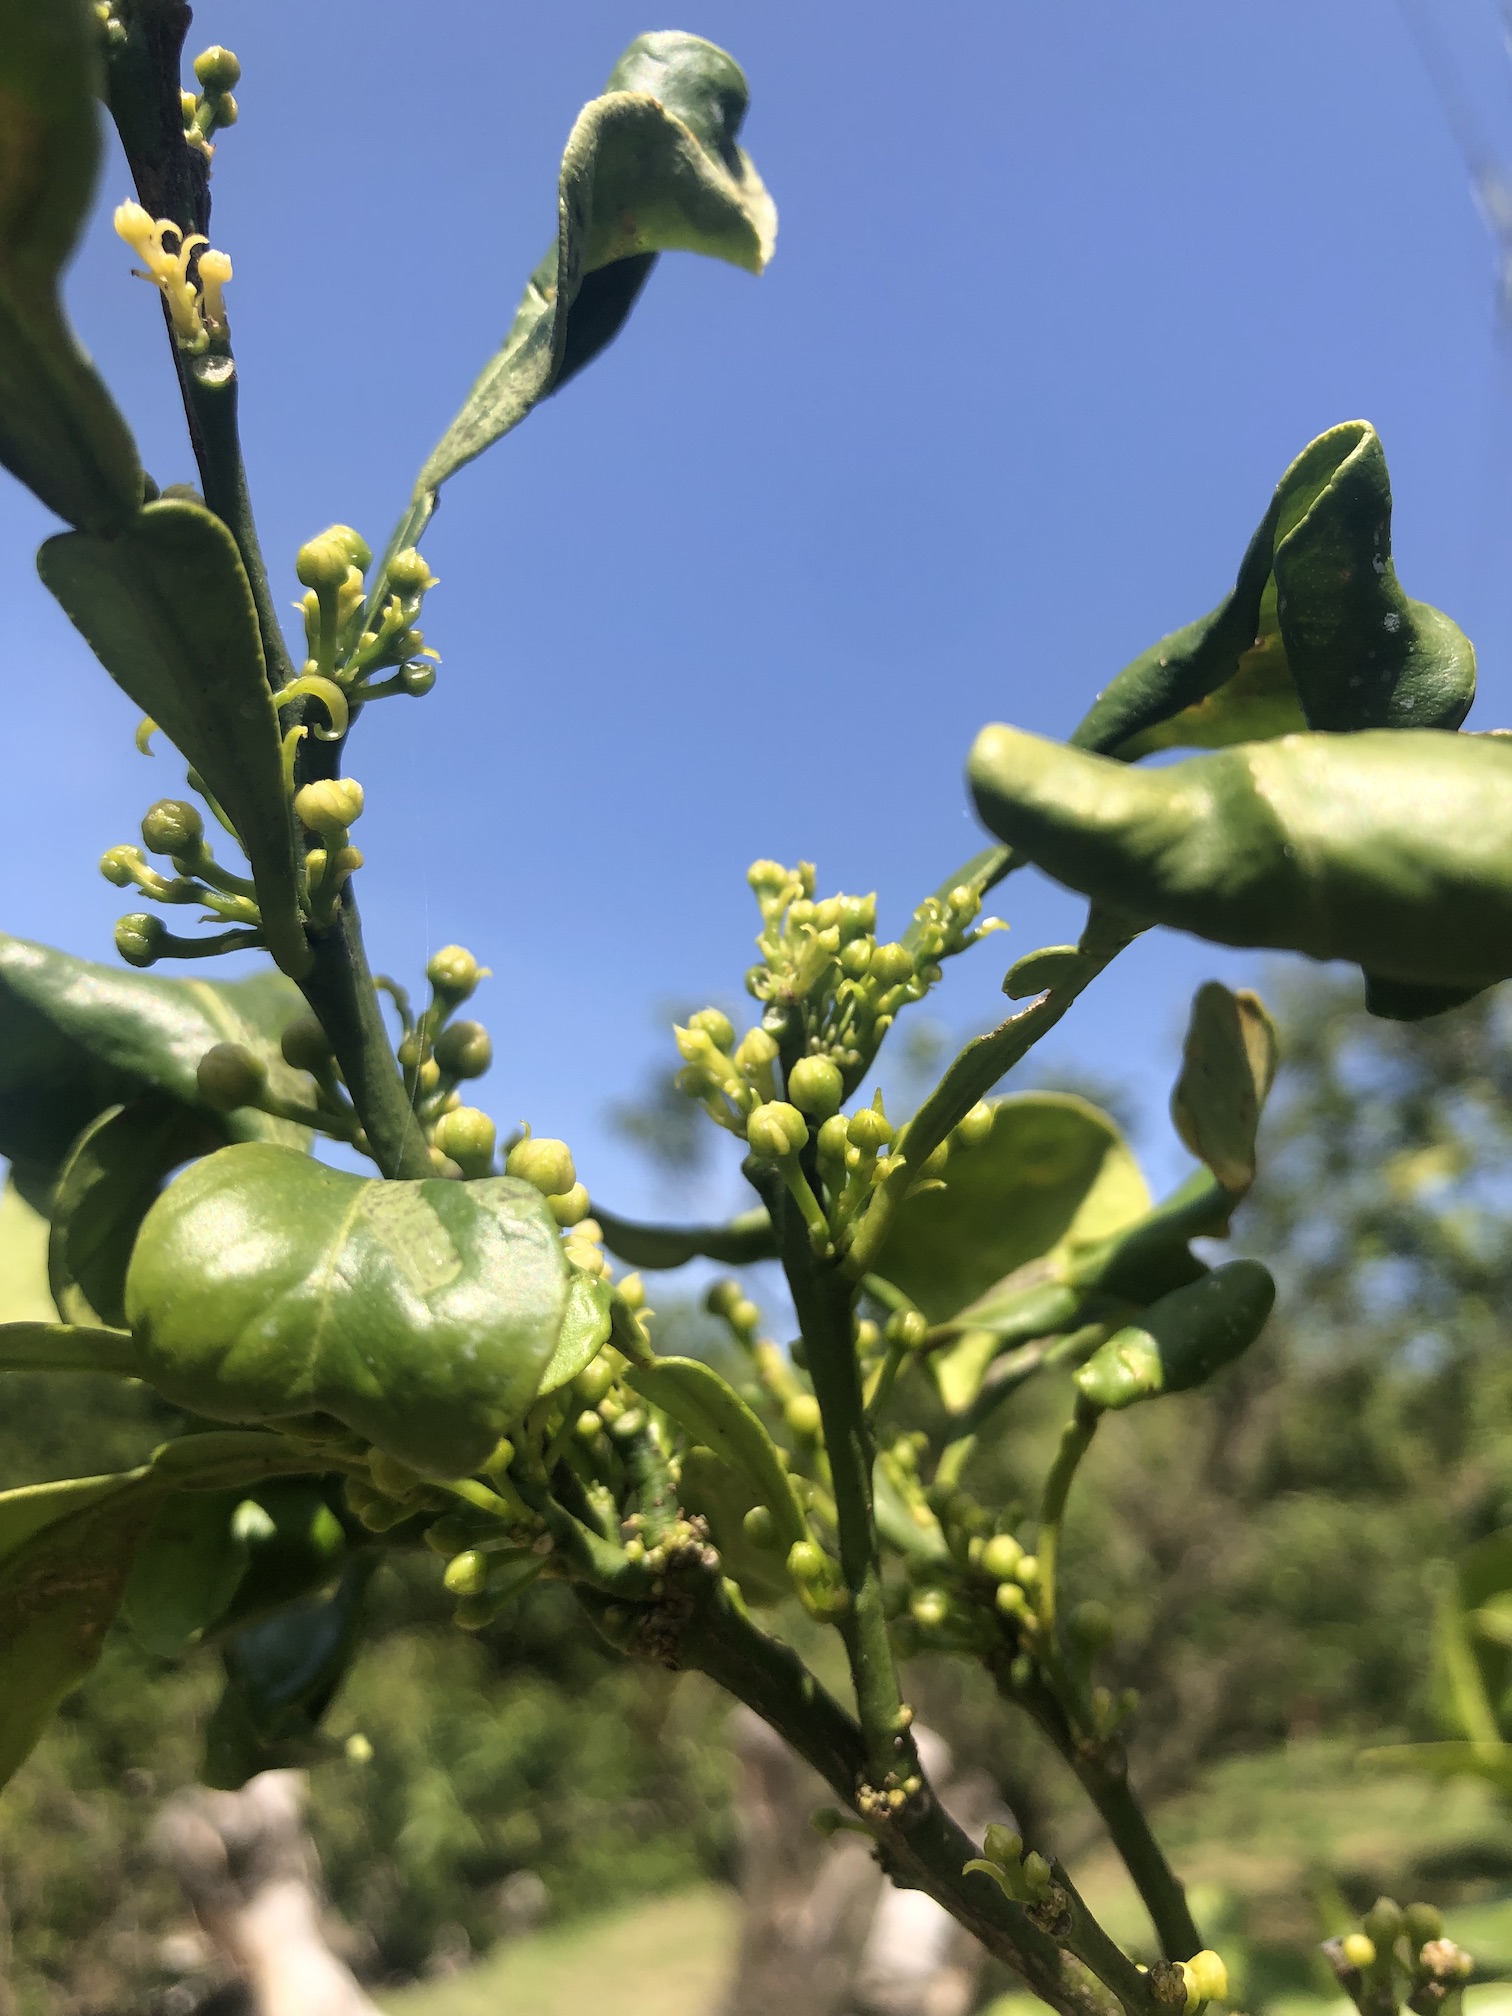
(1181, 1952, 1229, 2012)
(785, 1393, 823, 1440)
(855, 1318, 881, 1354)
(747, 859, 789, 896)
(747, 1101, 808, 1160)
(787, 1055, 844, 1118)
(573, 1356, 615, 1409)
(847, 1105, 893, 1154)
(209, 91, 238, 127)
(688, 1007, 735, 1050)
(181, 88, 198, 120)
(731, 1297, 760, 1334)
(294, 776, 364, 837)
(433, 1105, 497, 1175)
(705, 1279, 743, 1320)
(506, 1135, 576, 1198)
(296, 526, 366, 590)
(548, 1181, 591, 1227)
(193, 43, 241, 89)
(984, 1824, 1024, 1868)
(427, 944, 487, 1002)
(1363, 1899, 1403, 1947)
(1014, 1554, 1041, 1590)
(141, 798, 203, 857)
(196, 1042, 268, 1112)
(617, 1273, 646, 1310)
(954, 1102, 994, 1150)
(1403, 1904, 1444, 1950)
(1340, 1935, 1375, 1973)
(743, 1504, 778, 1550)
(386, 546, 437, 593)
(443, 1549, 488, 1596)
(871, 942, 915, 987)
(116, 912, 165, 967)
(836, 894, 877, 941)
(279, 1015, 333, 1075)
(884, 1308, 929, 1351)
(980, 1533, 1025, 1582)
(733, 1026, 780, 1074)
(401, 660, 437, 697)
(816, 1114, 850, 1164)
(840, 939, 873, 977)
(909, 1587, 950, 1631)
(787, 1539, 829, 1586)
(995, 1580, 1030, 1618)
(100, 845, 143, 889)
(1022, 1851, 1054, 1897)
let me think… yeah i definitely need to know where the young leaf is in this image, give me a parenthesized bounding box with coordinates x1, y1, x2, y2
(0, 0, 142, 531)
(37, 500, 309, 977)
(125, 1144, 579, 1477)
(1169, 982, 1278, 1196)
(625, 1354, 809, 1554)
(536, 1270, 614, 1396)
(48, 1095, 223, 1328)
(1069, 422, 1475, 759)
(593, 1203, 776, 1270)
(968, 725, 1512, 1003)
(406, 32, 775, 526)
(0, 1320, 139, 1375)
(0, 931, 311, 1174)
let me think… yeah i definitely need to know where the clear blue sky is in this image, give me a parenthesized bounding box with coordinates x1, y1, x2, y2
(4, 1, 1511, 1218)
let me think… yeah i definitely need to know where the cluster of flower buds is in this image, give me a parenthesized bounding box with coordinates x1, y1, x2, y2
(282, 527, 440, 732)
(181, 44, 241, 158)
(114, 202, 232, 352)
(294, 777, 365, 925)
(102, 794, 265, 961)
(376, 946, 500, 1168)
(1330, 1899, 1473, 2016)
(506, 1131, 592, 1231)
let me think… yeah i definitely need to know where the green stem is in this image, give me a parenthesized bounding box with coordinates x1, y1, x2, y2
(618, 1570, 1129, 2016)
(1037, 1401, 1099, 1639)
(297, 893, 431, 1180)
(765, 1169, 911, 1790)
(179, 355, 296, 688)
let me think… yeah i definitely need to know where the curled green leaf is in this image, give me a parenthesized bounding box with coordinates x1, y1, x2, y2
(1074, 1261, 1275, 1412)
(125, 1144, 579, 1477)
(1170, 982, 1278, 1196)
(594, 1202, 776, 1270)
(626, 1353, 808, 1555)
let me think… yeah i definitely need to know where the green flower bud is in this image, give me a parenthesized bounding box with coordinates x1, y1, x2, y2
(1340, 1935, 1375, 1973)
(747, 859, 789, 896)
(573, 1356, 615, 1409)
(871, 942, 915, 987)
(847, 1103, 894, 1154)
(910, 1587, 951, 1631)
(1013, 1554, 1041, 1590)
(787, 1055, 844, 1118)
(954, 1102, 994, 1150)
(742, 1504, 779, 1550)
(785, 1393, 823, 1440)
(100, 844, 144, 889)
(209, 91, 238, 127)
(1022, 1851, 1054, 1898)
(995, 1580, 1030, 1618)
(181, 88, 198, 121)
(196, 1042, 268, 1112)
(506, 1135, 576, 1198)
(836, 894, 877, 941)
(705, 1279, 743, 1320)
(401, 660, 437, 697)
(787, 1539, 830, 1586)
(296, 525, 368, 590)
(141, 798, 204, 857)
(433, 1105, 497, 1175)
(386, 546, 437, 593)
(884, 1308, 929, 1351)
(1363, 1898, 1403, 1947)
(279, 1014, 333, 1074)
(747, 1101, 808, 1159)
(731, 1297, 760, 1334)
(116, 912, 165, 967)
(443, 1549, 488, 1596)
(733, 1026, 780, 1074)
(816, 1114, 850, 1165)
(1403, 1904, 1444, 1949)
(193, 43, 241, 88)
(427, 943, 488, 1002)
(687, 1006, 735, 1050)
(980, 1533, 1025, 1582)
(294, 776, 364, 838)
(840, 938, 873, 977)
(983, 1824, 1024, 1868)
(547, 1181, 591, 1227)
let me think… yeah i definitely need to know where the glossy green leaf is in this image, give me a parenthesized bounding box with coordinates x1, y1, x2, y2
(0, 931, 312, 1174)
(0, 0, 141, 531)
(1169, 982, 1278, 1195)
(1074, 1261, 1275, 1411)
(0, 1172, 59, 1322)
(537, 1270, 614, 1396)
(38, 500, 309, 977)
(968, 725, 1512, 1001)
(1069, 422, 1475, 759)
(875, 1094, 1150, 1329)
(125, 1144, 577, 1477)
(0, 1429, 320, 1788)
(49, 1095, 222, 1328)
(0, 1319, 138, 1374)
(123, 1486, 252, 1657)
(203, 1560, 372, 1790)
(594, 1203, 776, 1270)
(407, 32, 774, 522)
(626, 1354, 808, 1554)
